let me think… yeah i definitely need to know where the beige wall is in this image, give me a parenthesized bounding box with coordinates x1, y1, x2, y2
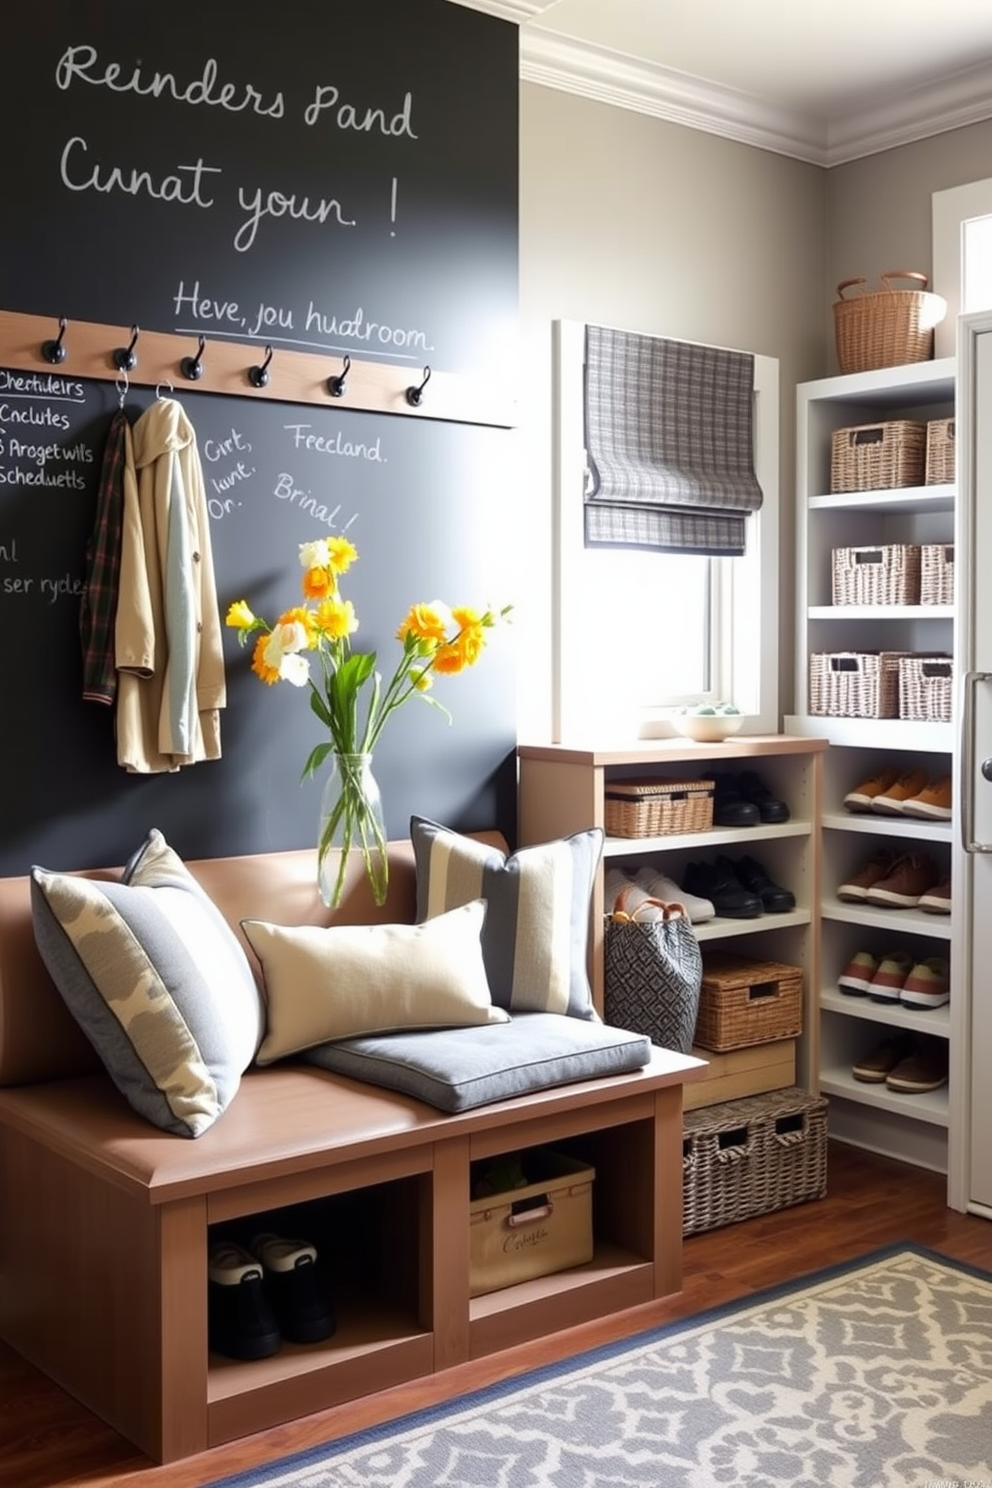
(517, 83, 825, 737)
(517, 85, 992, 739)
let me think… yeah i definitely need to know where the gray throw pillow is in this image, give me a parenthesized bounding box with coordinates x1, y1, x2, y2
(410, 816, 604, 1020)
(31, 828, 265, 1138)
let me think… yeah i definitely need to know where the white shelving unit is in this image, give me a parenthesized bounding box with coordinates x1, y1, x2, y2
(786, 357, 958, 1180)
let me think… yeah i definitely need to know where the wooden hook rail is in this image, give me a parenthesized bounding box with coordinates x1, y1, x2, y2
(0, 310, 517, 429)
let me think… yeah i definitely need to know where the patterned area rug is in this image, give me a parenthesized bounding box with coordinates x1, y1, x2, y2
(211, 1246, 992, 1488)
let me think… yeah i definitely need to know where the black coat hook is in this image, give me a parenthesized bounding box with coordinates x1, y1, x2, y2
(113, 324, 140, 373)
(42, 316, 68, 365)
(405, 365, 432, 407)
(327, 353, 351, 398)
(248, 344, 273, 388)
(181, 334, 207, 381)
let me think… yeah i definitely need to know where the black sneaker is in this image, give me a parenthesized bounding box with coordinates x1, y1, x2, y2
(208, 1241, 281, 1360)
(735, 771, 790, 824)
(683, 860, 763, 918)
(731, 855, 796, 913)
(251, 1233, 336, 1345)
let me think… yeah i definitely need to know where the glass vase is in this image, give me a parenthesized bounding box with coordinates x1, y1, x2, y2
(317, 752, 388, 909)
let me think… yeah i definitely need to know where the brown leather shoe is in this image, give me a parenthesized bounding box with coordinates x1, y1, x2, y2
(843, 768, 900, 813)
(836, 848, 898, 902)
(870, 768, 930, 815)
(885, 1039, 949, 1093)
(864, 854, 940, 908)
(901, 776, 953, 820)
(852, 1033, 915, 1083)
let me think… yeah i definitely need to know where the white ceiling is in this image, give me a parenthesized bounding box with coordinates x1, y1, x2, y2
(454, 0, 992, 165)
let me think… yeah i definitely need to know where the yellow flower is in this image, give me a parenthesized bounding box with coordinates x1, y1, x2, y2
(397, 602, 452, 647)
(432, 641, 467, 675)
(314, 597, 359, 640)
(325, 536, 358, 575)
(225, 599, 256, 631)
(302, 565, 334, 602)
(276, 607, 318, 648)
(450, 607, 487, 667)
(251, 633, 280, 684)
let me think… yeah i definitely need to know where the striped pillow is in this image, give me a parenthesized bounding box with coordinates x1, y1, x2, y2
(411, 816, 604, 1020)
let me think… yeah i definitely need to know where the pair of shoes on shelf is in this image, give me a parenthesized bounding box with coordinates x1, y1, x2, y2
(682, 855, 795, 919)
(836, 850, 942, 909)
(603, 867, 715, 924)
(208, 1232, 336, 1361)
(711, 771, 790, 828)
(838, 951, 950, 1008)
(852, 1034, 948, 1092)
(843, 769, 952, 820)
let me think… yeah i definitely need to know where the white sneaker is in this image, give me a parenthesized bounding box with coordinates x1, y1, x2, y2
(635, 866, 715, 923)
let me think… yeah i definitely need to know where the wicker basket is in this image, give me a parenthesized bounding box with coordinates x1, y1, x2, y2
(898, 655, 954, 722)
(682, 1086, 828, 1236)
(809, 651, 906, 718)
(604, 779, 714, 838)
(920, 543, 954, 606)
(831, 544, 921, 606)
(833, 270, 946, 374)
(694, 953, 803, 1053)
(925, 418, 956, 485)
(830, 420, 926, 493)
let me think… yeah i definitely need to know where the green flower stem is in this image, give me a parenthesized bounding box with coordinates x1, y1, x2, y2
(317, 755, 389, 908)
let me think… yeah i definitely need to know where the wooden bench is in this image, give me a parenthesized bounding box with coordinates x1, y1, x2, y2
(0, 841, 705, 1462)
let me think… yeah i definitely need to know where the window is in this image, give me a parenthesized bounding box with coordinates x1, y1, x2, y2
(932, 177, 992, 358)
(552, 320, 779, 741)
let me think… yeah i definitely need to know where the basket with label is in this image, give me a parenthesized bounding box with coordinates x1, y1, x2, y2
(898, 655, 954, 722)
(469, 1148, 594, 1297)
(694, 952, 803, 1053)
(831, 544, 921, 606)
(830, 420, 926, 493)
(604, 779, 714, 838)
(832, 270, 946, 374)
(925, 418, 955, 485)
(920, 543, 954, 606)
(682, 1086, 828, 1235)
(809, 651, 906, 718)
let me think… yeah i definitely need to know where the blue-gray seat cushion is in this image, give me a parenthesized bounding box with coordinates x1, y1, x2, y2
(302, 1011, 652, 1113)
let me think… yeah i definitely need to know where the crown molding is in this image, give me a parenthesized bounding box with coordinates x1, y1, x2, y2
(450, 1, 992, 168)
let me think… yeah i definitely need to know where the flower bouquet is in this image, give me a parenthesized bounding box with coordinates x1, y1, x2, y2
(226, 537, 509, 907)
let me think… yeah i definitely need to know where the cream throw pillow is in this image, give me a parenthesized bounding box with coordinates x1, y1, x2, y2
(244, 899, 508, 1064)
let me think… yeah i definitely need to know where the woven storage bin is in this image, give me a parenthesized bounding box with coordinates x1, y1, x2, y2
(925, 418, 955, 485)
(920, 543, 954, 606)
(830, 420, 926, 493)
(604, 779, 714, 838)
(898, 655, 954, 722)
(831, 544, 921, 606)
(469, 1148, 594, 1297)
(833, 270, 946, 374)
(682, 1086, 828, 1236)
(694, 953, 803, 1053)
(809, 651, 905, 718)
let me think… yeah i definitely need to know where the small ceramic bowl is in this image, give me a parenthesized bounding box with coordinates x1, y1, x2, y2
(672, 712, 744, 743)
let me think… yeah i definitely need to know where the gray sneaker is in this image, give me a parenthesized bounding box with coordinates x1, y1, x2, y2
(635, 866, 715, 922)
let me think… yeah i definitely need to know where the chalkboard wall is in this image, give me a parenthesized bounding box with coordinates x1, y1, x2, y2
(0, 1, 519, 876)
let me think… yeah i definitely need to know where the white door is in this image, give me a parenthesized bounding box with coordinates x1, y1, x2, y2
(961, 314, 992, 1215)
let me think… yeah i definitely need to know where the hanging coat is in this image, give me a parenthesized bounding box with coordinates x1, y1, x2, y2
(115, 397, 225, 773)
(80, 408, 137, 706)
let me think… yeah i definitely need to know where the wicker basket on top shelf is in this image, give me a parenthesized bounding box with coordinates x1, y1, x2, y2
(832, 270, 946, 374)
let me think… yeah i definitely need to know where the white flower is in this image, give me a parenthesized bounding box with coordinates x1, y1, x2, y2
(299, 539, 330, 570)
(278, 652, 311, 687)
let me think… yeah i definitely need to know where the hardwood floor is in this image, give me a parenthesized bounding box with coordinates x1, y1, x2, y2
(3, 1140, 990, 1488)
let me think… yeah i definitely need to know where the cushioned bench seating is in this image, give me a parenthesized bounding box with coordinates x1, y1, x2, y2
(0, 835, 706, 1462)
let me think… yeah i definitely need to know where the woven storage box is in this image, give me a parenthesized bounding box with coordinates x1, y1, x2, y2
(694, 953, 803, 1053)
(920, 543, 955, 606)
(809, 650, 905, 718)
(831, 544, 921, 606)
(925, 418, 955, 485)
(469, 1148, 594, 1297)
(830, 420, 926, 493)
(833, 271, 946, 374)
(604, 779, 714, 838)
(682, 1086, 828, 1235)
(898, 655, 954, 722)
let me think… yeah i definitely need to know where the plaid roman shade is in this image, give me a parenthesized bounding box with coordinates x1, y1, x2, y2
(583, 325, 763, 556)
